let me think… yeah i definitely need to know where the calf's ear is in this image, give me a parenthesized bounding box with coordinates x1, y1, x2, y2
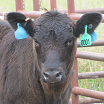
(75, 12, 102, 37)
(7, 12, 34, 37)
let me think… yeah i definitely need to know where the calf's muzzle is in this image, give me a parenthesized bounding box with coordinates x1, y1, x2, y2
(41, 50, 66, 83)
(43, 69, 63, 83)
(41, 66, 66, 83)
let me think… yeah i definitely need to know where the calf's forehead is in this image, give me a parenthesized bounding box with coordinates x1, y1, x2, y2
(34, 12, 75, 43)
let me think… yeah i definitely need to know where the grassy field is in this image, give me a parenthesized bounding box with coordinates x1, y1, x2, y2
(0, 0, 104, 103)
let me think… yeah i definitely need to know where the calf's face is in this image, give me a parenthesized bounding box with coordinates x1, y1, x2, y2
(33, 12, 77, 83)
(7, 10, 102, 84)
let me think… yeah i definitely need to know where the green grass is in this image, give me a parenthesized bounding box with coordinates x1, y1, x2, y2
(0, 0, 15, 12)
(0, 0, 104, 103)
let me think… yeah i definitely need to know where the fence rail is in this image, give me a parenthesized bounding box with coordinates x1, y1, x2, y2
(78, 71, 104, 79)
(72, 87, 104, 100)
(61, 8, 104, 14)
(76, 51, 104, 61)
(69, 98, 104, 104)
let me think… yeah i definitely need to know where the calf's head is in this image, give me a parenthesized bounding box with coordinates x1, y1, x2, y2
(7, 10, 102, 84)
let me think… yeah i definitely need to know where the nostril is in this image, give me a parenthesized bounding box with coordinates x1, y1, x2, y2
(56, 72, 63, 82)
(44, 73, 49, 78)
(43, 72, 49, 81)
(56, 72, 62, 78)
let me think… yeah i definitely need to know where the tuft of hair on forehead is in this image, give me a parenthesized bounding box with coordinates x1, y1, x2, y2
(38, 10, 72, 23)
(34, 10, 75, 34)
(46, 10, 59, 17)
(40, 10, 61, 17)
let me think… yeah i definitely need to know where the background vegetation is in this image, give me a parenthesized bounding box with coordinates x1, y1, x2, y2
(0, 0, 104, 103)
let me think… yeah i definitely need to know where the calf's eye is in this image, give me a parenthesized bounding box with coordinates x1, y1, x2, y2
(66, 38, 73, 46)
(35, 39, 40, 47)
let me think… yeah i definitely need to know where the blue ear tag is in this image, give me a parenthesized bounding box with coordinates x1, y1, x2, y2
(15, 23, 29, 40)
(80, 25, 91, 47)
(90, 31, 97, 42)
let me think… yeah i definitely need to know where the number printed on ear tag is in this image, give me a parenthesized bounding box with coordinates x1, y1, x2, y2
(80, 25, 91, 47)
